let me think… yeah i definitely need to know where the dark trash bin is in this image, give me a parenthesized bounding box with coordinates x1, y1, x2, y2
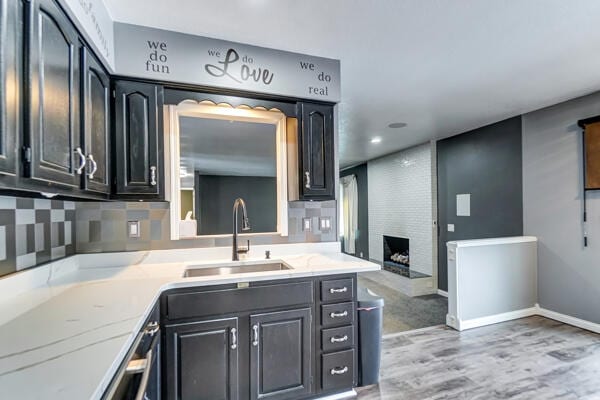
(357, 286, 385, 387)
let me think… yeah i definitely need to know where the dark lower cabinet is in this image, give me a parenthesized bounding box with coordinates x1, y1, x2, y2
(162, 275, 358, 400)
(165, 318, 239, 400)
(81, 47, 110, 194)
(0, 0, 20, 178)
(113, 80, 164, 199)
(299, 102, 334, 200)
(24, 0, 82, 188)
(321, 350, 354, 392)
(250, 308, 312, 400)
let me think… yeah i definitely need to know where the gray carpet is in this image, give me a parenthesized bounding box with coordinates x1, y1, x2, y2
(358, 272, 448, 335)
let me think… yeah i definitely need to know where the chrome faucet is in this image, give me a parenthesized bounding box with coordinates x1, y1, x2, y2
(232, 198, 251, 261)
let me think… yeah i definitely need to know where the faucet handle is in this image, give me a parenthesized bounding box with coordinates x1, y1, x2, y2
(237, 240, 250, 254)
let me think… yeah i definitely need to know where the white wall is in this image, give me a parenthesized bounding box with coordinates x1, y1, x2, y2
(367, 142, 435, 276)
(523, 92, 600, 324)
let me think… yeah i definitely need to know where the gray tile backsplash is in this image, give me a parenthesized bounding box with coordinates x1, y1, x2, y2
(75, 200, 338, 253)
(0, 196, 76, 277)
(0, 195, 336, 277)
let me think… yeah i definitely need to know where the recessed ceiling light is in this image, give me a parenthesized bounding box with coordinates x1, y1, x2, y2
(370, 137, 382, 144)
(388, 122, 407, 129)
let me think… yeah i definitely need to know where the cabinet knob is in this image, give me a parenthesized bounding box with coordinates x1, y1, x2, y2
(330, 335, 348, 343)
(87, 154, 98, 179)
(329, 310, 348, 318)
(150, 166, 157, 186)
(252, 324, 259, 347)
(329, 287, 348, 294)
(304, 171, 311, 189)
(230, 327, 237, 350)
(330, 366, 348, 375)
(74, 147, 86, 175)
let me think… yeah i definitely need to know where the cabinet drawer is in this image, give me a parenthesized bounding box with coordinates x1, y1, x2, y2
(321, 349, 354, 391)
(321, 278, 354, 303)
(166, 281, 313, 320)
(321, 325, 354, 352)
(321, 302, 354, 327)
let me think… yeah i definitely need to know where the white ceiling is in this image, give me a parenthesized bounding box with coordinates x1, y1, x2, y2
(104, 0, 600, 167)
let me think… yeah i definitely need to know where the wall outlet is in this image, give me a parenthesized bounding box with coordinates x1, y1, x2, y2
(447, 224, 455, 232)
(319, 217, 331, 232)
(302, 217, 311, 232)
(127, 220, 141, 238)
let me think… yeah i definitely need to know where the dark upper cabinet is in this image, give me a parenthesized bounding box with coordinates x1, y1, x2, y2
(165, 318, 239, 400)
(299, 102, 335, 200)
(250, 308, 312, 400)
(113, 80, 164, 199)
(81, 47, 110, 194)
(24, 0, 81, 188)
(0, 0, 20, 178)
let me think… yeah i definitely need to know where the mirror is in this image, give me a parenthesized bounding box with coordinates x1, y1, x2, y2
(167, 102, 288, 239)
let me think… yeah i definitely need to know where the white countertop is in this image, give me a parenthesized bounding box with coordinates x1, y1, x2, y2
(447, 236, 538, 248)
(0, 242, 379, 400)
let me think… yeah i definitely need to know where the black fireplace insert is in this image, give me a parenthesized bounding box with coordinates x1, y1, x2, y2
(383, 235, 409, 267)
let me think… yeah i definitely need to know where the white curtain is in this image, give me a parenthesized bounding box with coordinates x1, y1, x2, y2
(340, 175, 358, 254)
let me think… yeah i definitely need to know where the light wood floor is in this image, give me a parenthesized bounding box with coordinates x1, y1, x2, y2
(356, 316, 600, 399)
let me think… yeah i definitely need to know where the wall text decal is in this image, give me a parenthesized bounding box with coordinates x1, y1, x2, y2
(114, 23, 340, 102)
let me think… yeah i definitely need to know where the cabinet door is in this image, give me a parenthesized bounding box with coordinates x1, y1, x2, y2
(300, 103, 334, 200)
(250, 308, 312, 400)
(81, 47, 109, 194)
(113, 80, 164, 198)
(165, 318, 239, 400)
(0, 0, 20, 177)
(25, 0, 81, 188)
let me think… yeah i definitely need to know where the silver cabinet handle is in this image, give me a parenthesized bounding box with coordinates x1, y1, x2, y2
(252, 324, 259, 347)
(330, 335, 348, 343)
(87, 154, 98, 179)
(74, 147, 86, 174)
(144, 321, 159, 337)
(125, 357, 148, 375)
(230, 327, 237, 350)
(329, 287, 348, 294)
(329, 310, 348, 318)
(150, 166, 157, 186)
(330, 366, 348, 375)
(305, 171, 310, 189)
(133, 347, 153, 400)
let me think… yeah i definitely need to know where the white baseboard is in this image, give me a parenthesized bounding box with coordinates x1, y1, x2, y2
(446, 305, 600, 334)
(536, 305, 600, 334)
(437, 289, 448, 297)
(448, 307, 538, 331)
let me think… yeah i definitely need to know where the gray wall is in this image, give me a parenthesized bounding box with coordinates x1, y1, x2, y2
(523, 92, 600, 324)
(437, 117, 523, 291)
(340, 163, 369, 259)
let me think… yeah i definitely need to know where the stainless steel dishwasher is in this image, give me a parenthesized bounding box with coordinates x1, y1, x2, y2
(102, 315, 161, 400)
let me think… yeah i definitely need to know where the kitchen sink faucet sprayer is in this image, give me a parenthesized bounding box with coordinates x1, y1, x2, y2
(232, 198, 251, 261)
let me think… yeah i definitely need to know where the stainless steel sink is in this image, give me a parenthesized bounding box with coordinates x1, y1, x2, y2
(183, 261, 292, 278)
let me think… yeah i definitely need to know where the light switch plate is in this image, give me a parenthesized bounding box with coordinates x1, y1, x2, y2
(302, 217, 311, 232)
(447, 224, 455, 232)
(127, 220, 141, 238)
(319, 217, 331, 232)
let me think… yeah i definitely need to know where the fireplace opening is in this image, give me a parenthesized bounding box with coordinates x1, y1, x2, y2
(382, 235, 429, 279)
(383, 235, 409, 267)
